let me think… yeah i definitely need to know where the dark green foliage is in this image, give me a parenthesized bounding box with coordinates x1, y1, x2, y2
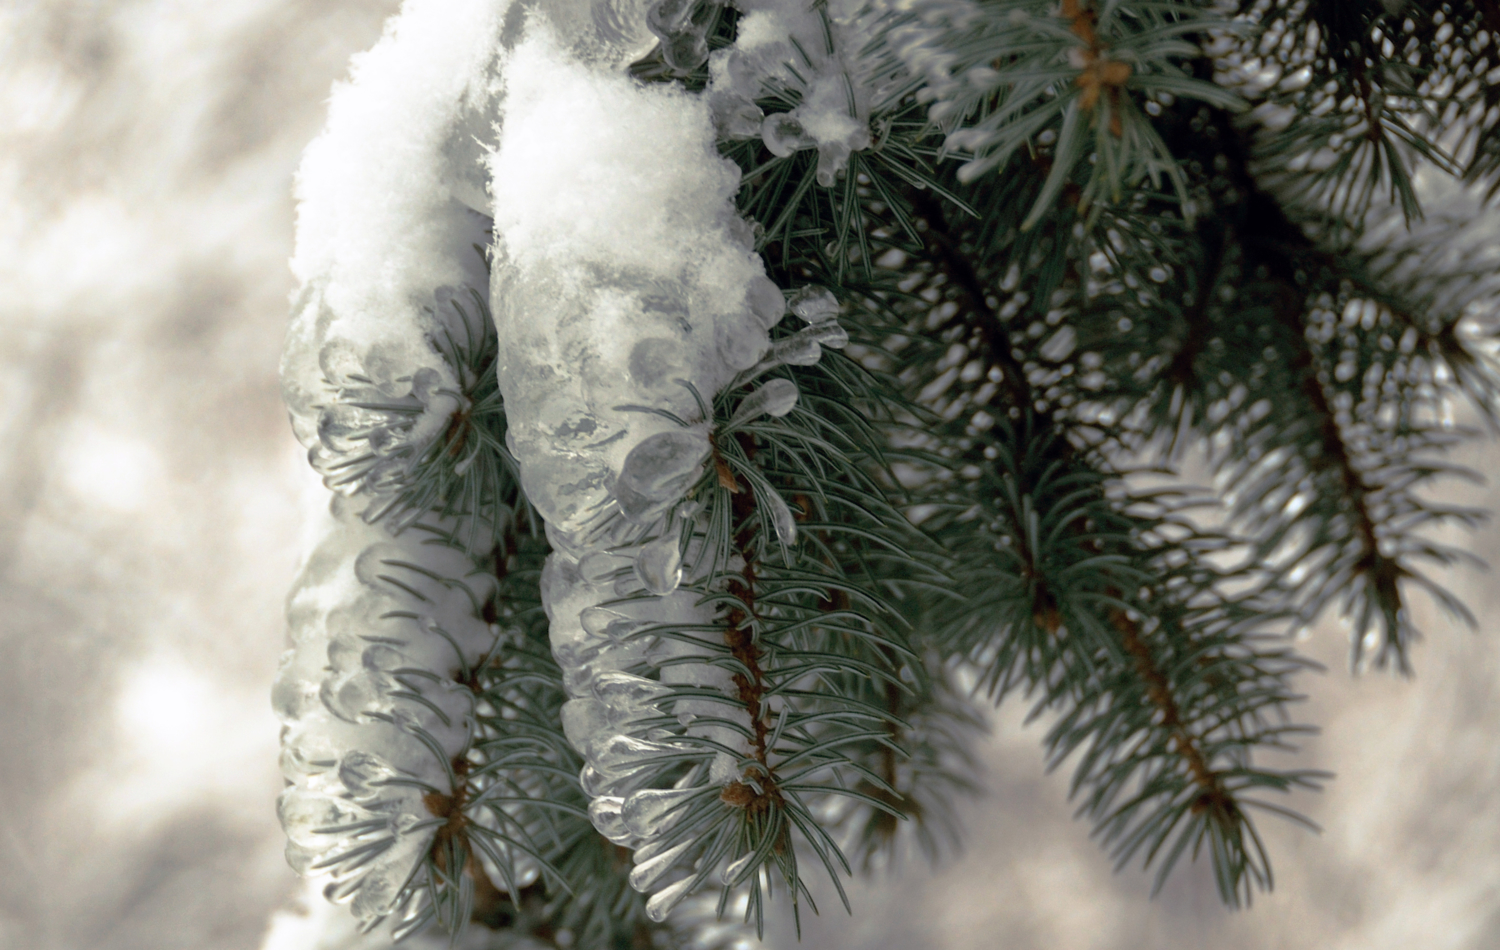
(579, 344, 960, 938)
(713, 0, 1499, 907)
(334, 0, 1500, 943)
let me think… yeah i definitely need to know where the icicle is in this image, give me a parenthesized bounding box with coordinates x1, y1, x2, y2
(594, 670, 675, 706)
(710, 89, 766, 140)
(762, 112, 818, 157)
(720, 850, 754, 886)
(788, 284, 840, 324)
(630, 839, 695, 891)
(622, 786, 698, 837)
(588, 796, 636, 844)
(745, 275, 787, 329)
(614, 430, 711, 525)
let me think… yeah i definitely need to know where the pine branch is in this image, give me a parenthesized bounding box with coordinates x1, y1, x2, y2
(279, 0, 1500, 937)
(715, 431, 786, 813)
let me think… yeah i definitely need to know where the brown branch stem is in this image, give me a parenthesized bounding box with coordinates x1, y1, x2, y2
(714, 432, 783, 813)
(1107, 604, 1236, 820)
(904, 187, 1037, 413)
(1203, 105, 1406, 642)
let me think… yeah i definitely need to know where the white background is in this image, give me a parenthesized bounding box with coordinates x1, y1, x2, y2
(1, 2, 1497, 948)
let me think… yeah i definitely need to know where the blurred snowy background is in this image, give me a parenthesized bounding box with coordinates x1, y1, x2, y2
(2, 2, 1498, 949)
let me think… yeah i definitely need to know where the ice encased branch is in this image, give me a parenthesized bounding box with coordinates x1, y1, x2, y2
(710, 0, 884, 185)
(275, 499, 500, 927)
(484, 9, 866, 919)
(486, 19, 779, 920)
(279, 0, 872, 929)
(487, 23, 772, 537)
(276, 0, 521, 932)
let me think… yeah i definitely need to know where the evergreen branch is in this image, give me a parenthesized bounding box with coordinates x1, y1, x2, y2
(814, 150, 1324, 903)
(903, 186, 1036, 412)
(1182, 101, 1482, 672)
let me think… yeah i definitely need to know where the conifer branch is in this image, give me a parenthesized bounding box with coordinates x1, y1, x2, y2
(1166, 222, 1225, 397)
(903, 187, 1035, 412)
(716, 432, 784, 813)
(1107, 604, 1235, 823)
(1200, 102, 1437, 670)
(275, 0, 1500, 938)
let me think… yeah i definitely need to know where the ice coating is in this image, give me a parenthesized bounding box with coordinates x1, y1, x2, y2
(481, 6, 869, 920)
(275, 496, 500, 927)
(646, 0, 721, 73)
(726, 377, 800, 428)
(276, 0, 518, 931)
(707, 0, 885, 187)
(486, 15, 745, 910)
(488, 23, 772, 535)
(280, 0, 872, 928)
(282, 0, 511, 454)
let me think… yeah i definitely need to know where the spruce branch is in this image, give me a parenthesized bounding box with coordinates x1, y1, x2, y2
(871, 0, 1243, 227)
(277, 0, 1500, 939)
(813, 144, 1323, 903)
(1217, 0, 1459, 230)
(1145, 100, 1492, 672)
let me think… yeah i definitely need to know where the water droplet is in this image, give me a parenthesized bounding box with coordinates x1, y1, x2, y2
(320, 671, 389, 723)
(806, 321, 848, 348)
(277, 788, 370, 847)
(338, 751, 394, 799)
(721, 851, 755, 886)
(561, 697, 611, 747)
(630, 839, 694, 892)
(745, 275, 786, 329)
(646, 0, 694, 36)
(663, 28, 710, 72)
(622, 786, 697, 837)
(581, 606, 628, 637)
(588, 795, 634, 843)
(788, 286, 840, 323)
(762, 113, 816, 158)
(615, 431, 710, 524)
(769, 336, 822, 367)
(593, 671, 673, 708)
(710, 90, 765, 141)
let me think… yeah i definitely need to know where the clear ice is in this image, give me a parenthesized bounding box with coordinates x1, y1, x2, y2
(481, 0, 872, 922)
(276, 0, 523, 931)
(281, 0, 879, 929)
(275, 496, 500, 925)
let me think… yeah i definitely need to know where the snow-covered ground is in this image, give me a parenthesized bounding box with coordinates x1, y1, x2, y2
(1, 2, 1497, 949)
